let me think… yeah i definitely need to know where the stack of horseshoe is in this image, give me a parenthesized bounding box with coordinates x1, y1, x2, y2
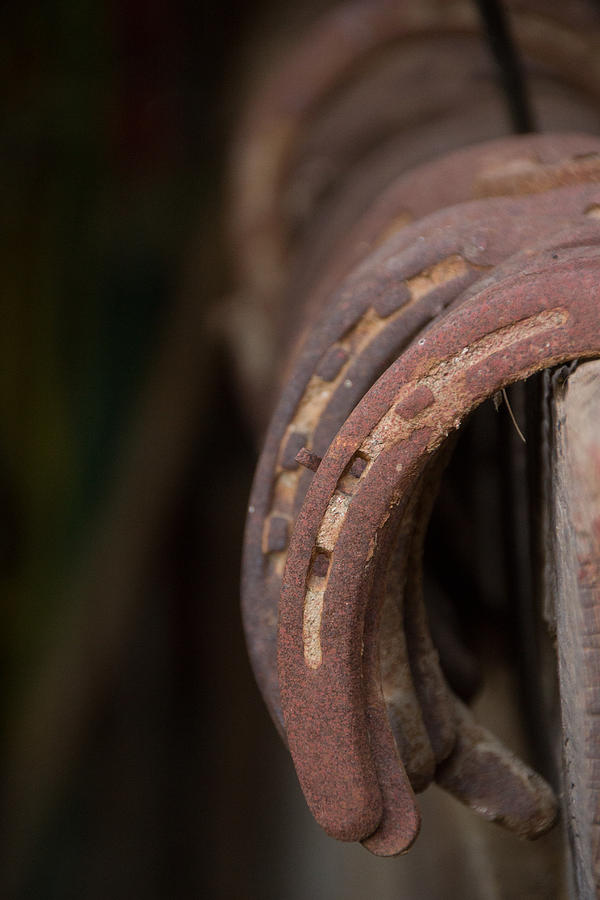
(230, 0, 600, 885)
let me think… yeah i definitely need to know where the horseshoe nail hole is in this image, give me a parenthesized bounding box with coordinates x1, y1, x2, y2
(311, 550, 330, 579)
(348, 453, 368, 478)
(394, 384, 435, 420)
(316, 344, 349, 381)
(372, 280, 411, 317)
(585, 204, 600, 219)
(337, 452, 370, 495)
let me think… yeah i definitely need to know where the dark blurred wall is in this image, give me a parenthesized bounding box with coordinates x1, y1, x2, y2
(1, 1, 285, 897)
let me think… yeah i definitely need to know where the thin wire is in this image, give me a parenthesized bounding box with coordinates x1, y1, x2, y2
(475, 0, 535, 133)
(502, 387, 526, 443)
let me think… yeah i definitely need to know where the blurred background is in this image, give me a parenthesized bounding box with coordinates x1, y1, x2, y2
(2, 1, 266, 895)
(0, 1, 586, 898)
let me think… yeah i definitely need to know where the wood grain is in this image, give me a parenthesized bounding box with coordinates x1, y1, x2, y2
(549, 359, 600, 898)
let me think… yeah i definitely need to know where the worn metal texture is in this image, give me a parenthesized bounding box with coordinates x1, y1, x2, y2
(243, 136, 600, 735)
(279, 235, 600, 850)
(243, 147, 600, 856)
(234, 0, 600, 872)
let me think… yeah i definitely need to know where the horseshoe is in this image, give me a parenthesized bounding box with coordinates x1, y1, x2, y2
(233, 0, 600, 881)
(242, 137, 600, 734)
(278, 232, 600, 849)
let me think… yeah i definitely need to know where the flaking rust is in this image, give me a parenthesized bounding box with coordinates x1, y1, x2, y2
(233, 0, 600, 869)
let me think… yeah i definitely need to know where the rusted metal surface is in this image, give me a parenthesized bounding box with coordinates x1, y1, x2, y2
(233, 0, 600, 875)
(280, 237, 600, 850)
(242, 145, 600, 856)
(243, 135, 600, 733)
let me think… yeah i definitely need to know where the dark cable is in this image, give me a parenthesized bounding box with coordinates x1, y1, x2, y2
(475, 0, 535, 133)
